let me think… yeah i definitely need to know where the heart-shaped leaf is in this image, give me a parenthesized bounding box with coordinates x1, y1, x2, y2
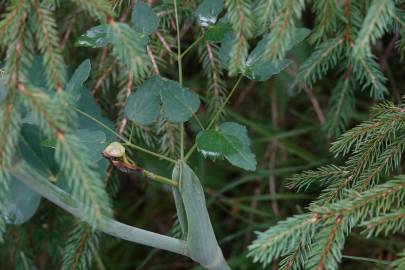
(195, 0, 224, 27)
(197, 122, 256, 171)
(132, 2, 159, 35)
(124, 76, 200, 125)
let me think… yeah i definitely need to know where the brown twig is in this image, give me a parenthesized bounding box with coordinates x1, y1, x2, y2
(147, 45, 160, 75)
(60, 10, 79, 51)
(303, 87, 326, 125)
(268, 89, 280, 217)
(155, 31, 174, 55)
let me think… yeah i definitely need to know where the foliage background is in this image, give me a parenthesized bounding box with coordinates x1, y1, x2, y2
(0, 0, 404, 269)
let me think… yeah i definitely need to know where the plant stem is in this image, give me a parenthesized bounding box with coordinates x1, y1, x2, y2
(193, 113, 205, 130)
(184, 75, 244, 161)
(73, 106, 176, 164)
(207, 75, 243, 129)
(180, 124, 184, 159)
(12, 161, 187, 256)
(184, 144, 197, 161)
(173, 0, 185, 160)
(180, 35, 204, 58)
(142, 168, 178, 187)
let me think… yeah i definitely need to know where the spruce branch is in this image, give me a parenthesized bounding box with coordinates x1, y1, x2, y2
(325, 71, 355, 137)
(278, 241, 309, 270)
(0, 92, 21, 242)
(0, 0, 29, 47)
(107, 21, 151, 81)
(61, 223, 99, 270)
(248, 213, 318, 267)
(305, 216, 348, 270)
(198, 42, 227, 119)
(310, 0, 342, 44)
(262, 0, 305, 60)
(225, 0, 254, 75)
(287, 165, 349, 191)
(361, 209, 405, 237)
(31, 0, 67, 93)
(352, 0, 395, 56)
(0, 3, 31, 241)
(350, 55, 388, 99)
(293, 38, 344, 88)
(391, 251, 405, 270)
(330, 106, 405, 157)
(253, 0, 279, 35)
(70, 0, 113, 22)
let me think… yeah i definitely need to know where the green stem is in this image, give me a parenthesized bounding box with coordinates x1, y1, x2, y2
(180, 35, 204, 58)
(184, 144, 197, 161)
(122, 155, 178, 187)
(143, 169, 178, 187)
(207, 75, 243, 129)
(73, 107, 176, 164)
(173, 0, 185, 160)
(193, 113, 205, 130)
(12, 161, 187, 256)
(184, 75, 244, 161)
(180, 124, 184, 159)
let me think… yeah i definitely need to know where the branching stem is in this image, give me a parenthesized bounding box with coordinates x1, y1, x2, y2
(73, 106, 176, 164)
(184, 75, 243, 161)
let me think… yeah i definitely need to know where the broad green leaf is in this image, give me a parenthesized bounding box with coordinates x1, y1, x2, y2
(172, 161, 229, 269)
(195, 129, 238, 159)
(66, 59, 91, 101)
(197, 122, 257, 171)
(244, 59, 292, 81)
(160, 78, 200, 123)
(124, 76, 162, 125)
(3, 177, 41, 225)
(131, 2, 159, 35)
(219, 31, 236, 66)
(204, 23, 232, 42)
(75, 25, 111, 48)
(219, 122, 256, 171)
(195, 0, 224, 27)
